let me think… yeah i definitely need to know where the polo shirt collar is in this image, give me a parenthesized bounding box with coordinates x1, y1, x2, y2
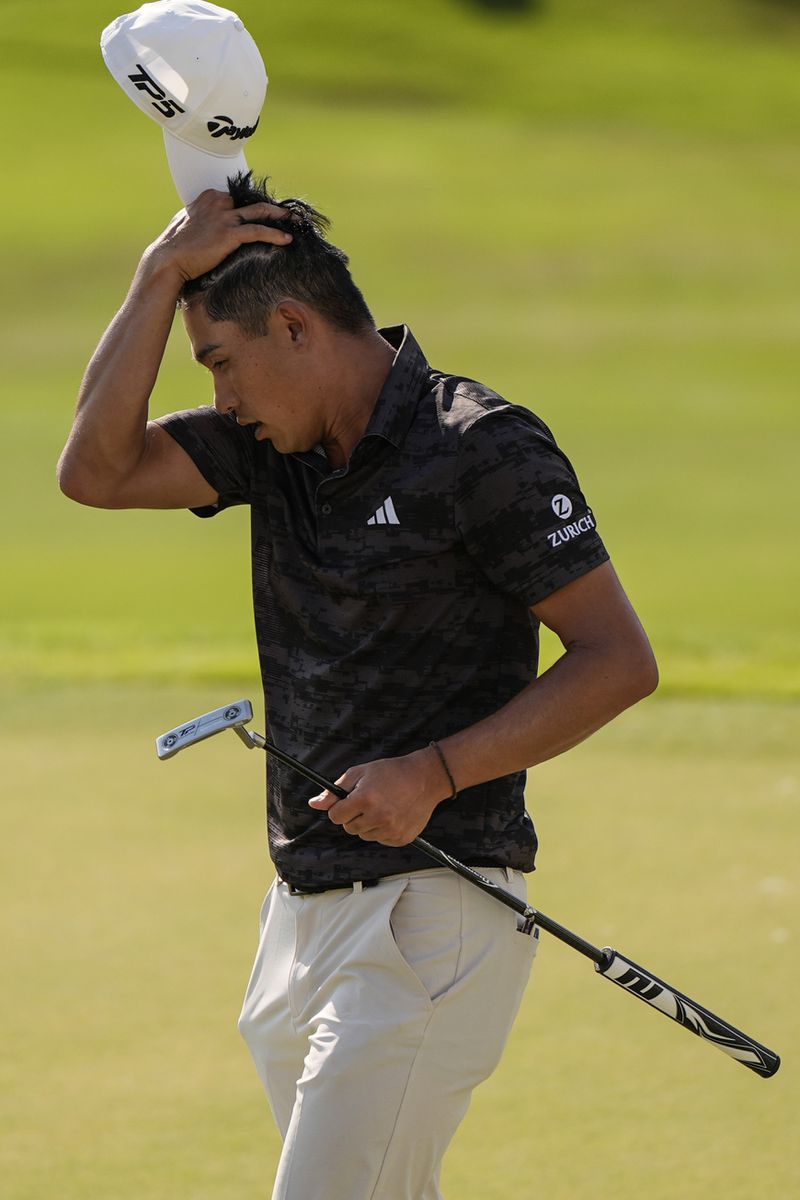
(291, 324, 430, 473)
(359, 325, 431, 450)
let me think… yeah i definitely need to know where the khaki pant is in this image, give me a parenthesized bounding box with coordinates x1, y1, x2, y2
(238, 866, 538, 1200)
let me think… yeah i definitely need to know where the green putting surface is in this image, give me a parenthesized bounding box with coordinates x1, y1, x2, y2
(0, 685, 796, 1197)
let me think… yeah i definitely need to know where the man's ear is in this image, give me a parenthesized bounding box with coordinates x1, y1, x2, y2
(274, 301, 309, 345)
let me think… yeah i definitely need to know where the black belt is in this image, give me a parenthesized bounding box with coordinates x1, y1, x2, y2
(282, 877, 381, 896)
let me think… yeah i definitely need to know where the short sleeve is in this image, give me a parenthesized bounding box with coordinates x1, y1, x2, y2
(455, 406, 610, 606)
(158, 406, 256, 516)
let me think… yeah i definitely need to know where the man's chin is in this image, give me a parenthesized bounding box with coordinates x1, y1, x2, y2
(255, 426, 315, 456)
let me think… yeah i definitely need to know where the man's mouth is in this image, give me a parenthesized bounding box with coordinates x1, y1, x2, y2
(237, 417, 265, 436)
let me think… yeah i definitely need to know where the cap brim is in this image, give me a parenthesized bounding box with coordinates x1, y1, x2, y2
(163, 130, 250, 206)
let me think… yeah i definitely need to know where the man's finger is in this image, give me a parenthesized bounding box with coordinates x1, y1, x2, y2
(309, 769, 353, 807)
(342, 814, 389, 840)
(308, 789, 338, 811)
(351, 823, 383, 842)
(187, 187, 235, 210)
(236, 223, 293, 246)
(325, 797, 365, 826)
(234, 200, 291, 221)
(343, 818, 369, 837)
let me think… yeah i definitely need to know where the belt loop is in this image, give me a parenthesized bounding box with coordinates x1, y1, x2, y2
(352, 881, 363, 894)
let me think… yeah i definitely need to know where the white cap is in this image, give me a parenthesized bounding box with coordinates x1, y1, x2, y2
(101, 1, 267, 204)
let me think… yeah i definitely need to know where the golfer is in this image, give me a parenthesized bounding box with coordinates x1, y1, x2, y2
(59, 174, 658, 1199)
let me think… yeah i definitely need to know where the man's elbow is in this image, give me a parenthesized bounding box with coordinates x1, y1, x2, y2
(621, 637, 659, 704)
(57, 453, 113, 508)
(57, 454, 90, 505)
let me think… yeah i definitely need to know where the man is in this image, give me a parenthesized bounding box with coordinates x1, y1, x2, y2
(59, 173, 658, 1199)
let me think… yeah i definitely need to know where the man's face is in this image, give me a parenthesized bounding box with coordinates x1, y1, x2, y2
(183, 301, 321, 453)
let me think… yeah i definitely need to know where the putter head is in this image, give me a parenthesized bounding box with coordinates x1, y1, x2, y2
(156, 699, 254, 760)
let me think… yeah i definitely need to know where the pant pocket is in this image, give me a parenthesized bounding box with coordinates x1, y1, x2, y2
(388, 874, 463, 1004)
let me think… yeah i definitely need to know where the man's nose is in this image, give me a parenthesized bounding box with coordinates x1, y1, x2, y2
(213, 386, 237, 416)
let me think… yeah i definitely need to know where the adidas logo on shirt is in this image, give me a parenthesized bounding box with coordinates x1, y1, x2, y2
(367, 496, 400, 526)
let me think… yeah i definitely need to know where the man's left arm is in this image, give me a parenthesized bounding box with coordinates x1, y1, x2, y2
(309, 559, 657, 844)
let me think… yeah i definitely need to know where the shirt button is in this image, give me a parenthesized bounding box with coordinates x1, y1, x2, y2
(321, 503, 332, 515)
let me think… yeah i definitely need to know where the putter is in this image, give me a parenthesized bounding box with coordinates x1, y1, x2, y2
(156, 699, 781, 1079)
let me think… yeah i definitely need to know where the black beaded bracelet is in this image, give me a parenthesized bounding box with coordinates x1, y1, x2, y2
(429, 740, 457, 800)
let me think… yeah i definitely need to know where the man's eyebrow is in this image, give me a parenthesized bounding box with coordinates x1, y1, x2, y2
(194, 342, 223, 364)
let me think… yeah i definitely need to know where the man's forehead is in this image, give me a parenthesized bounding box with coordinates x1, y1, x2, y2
(183, 306, 238, 358)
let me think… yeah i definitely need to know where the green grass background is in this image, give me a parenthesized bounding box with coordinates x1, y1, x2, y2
(1, 1, 797, 1196)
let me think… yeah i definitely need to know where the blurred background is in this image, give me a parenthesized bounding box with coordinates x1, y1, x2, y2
(2, 1, 797, 1197)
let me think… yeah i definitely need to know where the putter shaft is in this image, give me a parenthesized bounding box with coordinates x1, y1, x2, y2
(156, 700, 781, 1078)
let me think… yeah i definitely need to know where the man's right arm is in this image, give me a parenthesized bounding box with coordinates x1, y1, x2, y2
(58, 251, 216, 510)
(57, 190, 291, 510)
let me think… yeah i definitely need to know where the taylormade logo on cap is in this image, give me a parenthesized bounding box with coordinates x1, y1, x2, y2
(206, 115, 260, 140)
(101, 0, 268, 204)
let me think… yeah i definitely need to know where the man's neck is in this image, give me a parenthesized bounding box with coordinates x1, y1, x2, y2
(319, 330, 397, 469)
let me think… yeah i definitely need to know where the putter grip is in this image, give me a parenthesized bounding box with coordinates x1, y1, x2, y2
(597, 950, 780, 1078)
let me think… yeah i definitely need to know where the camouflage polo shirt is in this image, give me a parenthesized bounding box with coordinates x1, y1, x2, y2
(160, 325, 609, 885)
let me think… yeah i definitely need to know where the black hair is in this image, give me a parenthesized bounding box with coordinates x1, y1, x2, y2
(178, 172, 374, 337)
